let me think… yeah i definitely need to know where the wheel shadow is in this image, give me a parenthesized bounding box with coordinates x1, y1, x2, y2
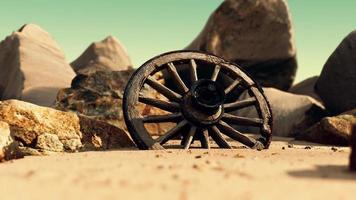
(288, 165, 356, 180)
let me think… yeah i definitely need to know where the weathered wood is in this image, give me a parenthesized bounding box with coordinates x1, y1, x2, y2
(123, 51, 272, 150)
(209, 126, 232, 148)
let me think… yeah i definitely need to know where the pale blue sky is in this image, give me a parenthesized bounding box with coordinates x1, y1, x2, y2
(1, 0, 355, 82)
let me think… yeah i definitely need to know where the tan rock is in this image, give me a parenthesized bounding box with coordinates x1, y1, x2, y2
(186, 0, 297, 90)
(79, 116, 135, 150)
(0, 100, 134, 156)
(0, 100, 82, 147)
(0, 24, 75, 107)
(71, 36, 132, 75)
(297, 112, 356, 146)
(35, 133, 64, 152)
(0, 121, 12, 160)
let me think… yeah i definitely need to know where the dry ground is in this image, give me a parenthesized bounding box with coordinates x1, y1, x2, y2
(0, 137, 355, 200)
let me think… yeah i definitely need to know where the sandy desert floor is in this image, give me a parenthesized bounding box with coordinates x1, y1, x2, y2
(0, 137, 355, 200)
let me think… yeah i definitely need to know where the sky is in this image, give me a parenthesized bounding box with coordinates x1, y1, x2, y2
(1, 0, 356, 83)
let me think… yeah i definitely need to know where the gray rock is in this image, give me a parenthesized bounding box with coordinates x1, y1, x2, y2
(289, 76, 322, 102)
(186, 0, 297, 90)
(236, 88, 327, 137)
(71, 36, 132, 75)
(0, 24, 75, 107)
(315, 31, 356, 114)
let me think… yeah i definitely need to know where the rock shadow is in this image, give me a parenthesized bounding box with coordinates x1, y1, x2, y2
(288, 165, 356, 180)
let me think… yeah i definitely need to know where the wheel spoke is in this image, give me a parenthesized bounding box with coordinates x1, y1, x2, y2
(209, 126, 232, 149)
(142, 113, 183, 123)
(222, 113, 263, 127)
(200, 129, 210, 149)
(211, 65, 221, 81)
(156, 120, 188, 145)
(217, 120, 259, 148)
(189, 59, 198, 83)
(224, 79, 242, 95)
(146, 76, 182, 102)
(139, 96, 180, 113)
(183, 126, 197, 150)
(224, 97, 257, 112)
(167, 62, 189, 94)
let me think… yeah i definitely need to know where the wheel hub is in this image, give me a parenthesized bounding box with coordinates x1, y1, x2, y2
(181, 79, 225, 127)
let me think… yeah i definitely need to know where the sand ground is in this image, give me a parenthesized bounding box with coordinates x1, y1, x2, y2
(0, 137, 355, 200)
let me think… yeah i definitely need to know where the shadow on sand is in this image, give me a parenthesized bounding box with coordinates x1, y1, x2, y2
(288, 165, 356, 180)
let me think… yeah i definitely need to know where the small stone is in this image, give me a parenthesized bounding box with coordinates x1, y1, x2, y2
(305, 146, 312, 150)
(331, 147, 338, 152)
(195, 155, 202, 159)
(192, 164, 200, 170)
(234, 154, 245, 158)
(35, 133, 64, 152)
(282, 147, 286, 150)
(288, 144, 294, 148)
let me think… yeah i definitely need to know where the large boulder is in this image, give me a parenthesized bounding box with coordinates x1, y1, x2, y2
(315, 31, 356, 114)
(186, 0, 297, 90)
(71, 36, 132, 75)
(0, 100, 134, 157)
(0, 24, 75, 107)
(55, 70, 170, 136)
(297, 109, 356, 146)
(289, 76, 321, 102)
(237, 88, 327, 137)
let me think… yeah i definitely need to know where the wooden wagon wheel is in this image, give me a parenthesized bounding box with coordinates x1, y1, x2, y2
(123, 51, 272, 150)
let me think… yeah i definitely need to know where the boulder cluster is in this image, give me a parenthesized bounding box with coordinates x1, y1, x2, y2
(0, 0, 355, 163)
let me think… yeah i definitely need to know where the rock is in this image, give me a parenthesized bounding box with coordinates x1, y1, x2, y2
(186, 0, 297, 90)
(0, 24, 75, 107)
(350, 125, 356, 171)
(0, 100, 134, 156)
(0, 100, 82, 148)
(35, 134, 64, 152)
(55, 70, 169, 136)
(71, 36, 132, 75)
(79, 116, 135, 150)
(0, 121, 13, 160)
(315, 31, 356, 114)
(289, 76, 322, 102)
(236, 88, 327, 137)
(297, 110, 356, 146)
